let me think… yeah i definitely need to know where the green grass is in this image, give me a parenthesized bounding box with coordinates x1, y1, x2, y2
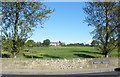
(2, 46, 118, 58)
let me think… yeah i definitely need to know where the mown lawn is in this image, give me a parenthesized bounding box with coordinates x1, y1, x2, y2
(2, 46, 118, 58)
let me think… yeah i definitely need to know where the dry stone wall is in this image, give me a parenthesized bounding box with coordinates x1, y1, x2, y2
(1, 57, 118, 70)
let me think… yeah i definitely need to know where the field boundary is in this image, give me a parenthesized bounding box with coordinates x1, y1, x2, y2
(1, 57, 118, 74)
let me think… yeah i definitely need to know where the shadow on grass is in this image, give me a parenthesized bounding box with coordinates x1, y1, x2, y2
(42, 54, 60, 58)
(24, 55, 43, 58)
(2, 54, 11, 58)
(24, 54, 60, 58)
(74, 54, 95, 58)
(73, 51, 102, 54)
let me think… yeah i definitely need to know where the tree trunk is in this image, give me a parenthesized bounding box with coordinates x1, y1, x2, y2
(12, 52, 17, 58)
(104, 5, 109, 58)
(104, 52, 109, 58)
(12, 3, 19, 58)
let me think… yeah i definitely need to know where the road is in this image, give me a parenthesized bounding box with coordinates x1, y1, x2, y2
(1, 72, 120, 77)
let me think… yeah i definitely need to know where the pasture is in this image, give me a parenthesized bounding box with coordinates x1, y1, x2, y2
(2, 46, 118, 58)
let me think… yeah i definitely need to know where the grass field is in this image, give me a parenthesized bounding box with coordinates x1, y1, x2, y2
(2, 46, 118, 58)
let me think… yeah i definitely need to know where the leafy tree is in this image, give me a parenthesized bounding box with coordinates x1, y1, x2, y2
(79, 43, 84, 46)
(83, 2, 119, 57)
(112, 2, 120, 56)
(91, 40, 98, 47)
(43, 39, 50, 47)
(2, 2, 53, 58)
(59, 41, 62, 46)
(66, 43, 85, 46)
(26, 40, 35, 47)
(36, 42, 42, 47)
(85, 44, 90, 46)
(59, 41, 65, 46)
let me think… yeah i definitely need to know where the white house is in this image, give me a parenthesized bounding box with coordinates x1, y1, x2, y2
(50, 42, 60, 46)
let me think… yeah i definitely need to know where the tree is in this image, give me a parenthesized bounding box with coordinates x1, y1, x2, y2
(26, 40, 35, 47)
(2, 2, 53, 58)
(112, 2, 120, 56)
(36, 42, 42, 47)
(79, 43, 84, 46)
(91, 40, 98, 47)
(83, 2, 119, 57)
(59, 41, 65, 46)
(59, 41, 62, 46)
(85, 44, 90, 46)
(43, 39, 50, 47)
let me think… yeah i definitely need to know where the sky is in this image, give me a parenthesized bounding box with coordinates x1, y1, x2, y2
(29, 2, 94, 44)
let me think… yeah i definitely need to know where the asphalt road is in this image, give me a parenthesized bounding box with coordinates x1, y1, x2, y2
(1, 72, 120, 77)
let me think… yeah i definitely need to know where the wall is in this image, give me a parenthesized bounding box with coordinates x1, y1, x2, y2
(1, 57, 118, 70)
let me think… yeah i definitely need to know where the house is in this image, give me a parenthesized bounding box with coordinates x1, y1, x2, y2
(50, 42, 60, 46)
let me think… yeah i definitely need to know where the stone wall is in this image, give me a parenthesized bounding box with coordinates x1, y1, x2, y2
(1, 57, 118, 70)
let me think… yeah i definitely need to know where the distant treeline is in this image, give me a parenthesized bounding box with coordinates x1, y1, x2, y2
(26, 40, 93, 47)
(65, 43, 91, 47)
